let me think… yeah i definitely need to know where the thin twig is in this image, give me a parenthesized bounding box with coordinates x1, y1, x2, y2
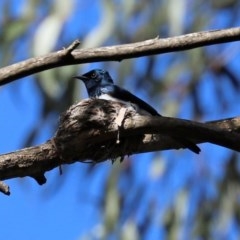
(60, 39, 81, 56)
(0, 181, 10, 196)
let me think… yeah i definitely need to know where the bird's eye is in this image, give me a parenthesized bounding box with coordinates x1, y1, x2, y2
(91, 72, 97, 78)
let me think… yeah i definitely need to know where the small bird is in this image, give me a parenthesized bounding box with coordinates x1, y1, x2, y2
(75, 69, 200, 154)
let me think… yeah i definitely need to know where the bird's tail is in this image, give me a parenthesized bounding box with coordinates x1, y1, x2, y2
(174, 137, 201, 154)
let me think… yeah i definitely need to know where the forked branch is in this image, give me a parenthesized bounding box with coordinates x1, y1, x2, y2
(0, 27, 239, 86)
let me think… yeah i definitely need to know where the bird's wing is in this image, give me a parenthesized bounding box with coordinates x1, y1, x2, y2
(101, 85, 160, 116)
(101, 85, 200, 154)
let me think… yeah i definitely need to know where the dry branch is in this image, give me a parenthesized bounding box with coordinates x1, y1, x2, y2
(1, 99, 240, 195)
(0, 27, 239, 86)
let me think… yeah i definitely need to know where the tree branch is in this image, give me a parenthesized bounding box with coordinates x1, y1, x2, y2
(0, 27, 239, 86)
(1, 99, 240, 195)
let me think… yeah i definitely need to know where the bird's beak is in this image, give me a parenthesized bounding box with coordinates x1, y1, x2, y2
(73, 75, 88, 81)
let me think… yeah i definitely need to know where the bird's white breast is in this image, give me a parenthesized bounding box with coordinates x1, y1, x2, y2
(98, 94, 151, 116)
(98, 94, 122, 102)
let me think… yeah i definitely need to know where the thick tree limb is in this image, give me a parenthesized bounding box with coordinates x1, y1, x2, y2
(0, 27, 239, 86)
(1, 99, 240, 195)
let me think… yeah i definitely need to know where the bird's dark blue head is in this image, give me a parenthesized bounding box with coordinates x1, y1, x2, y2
(75, 69, 114, 97)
